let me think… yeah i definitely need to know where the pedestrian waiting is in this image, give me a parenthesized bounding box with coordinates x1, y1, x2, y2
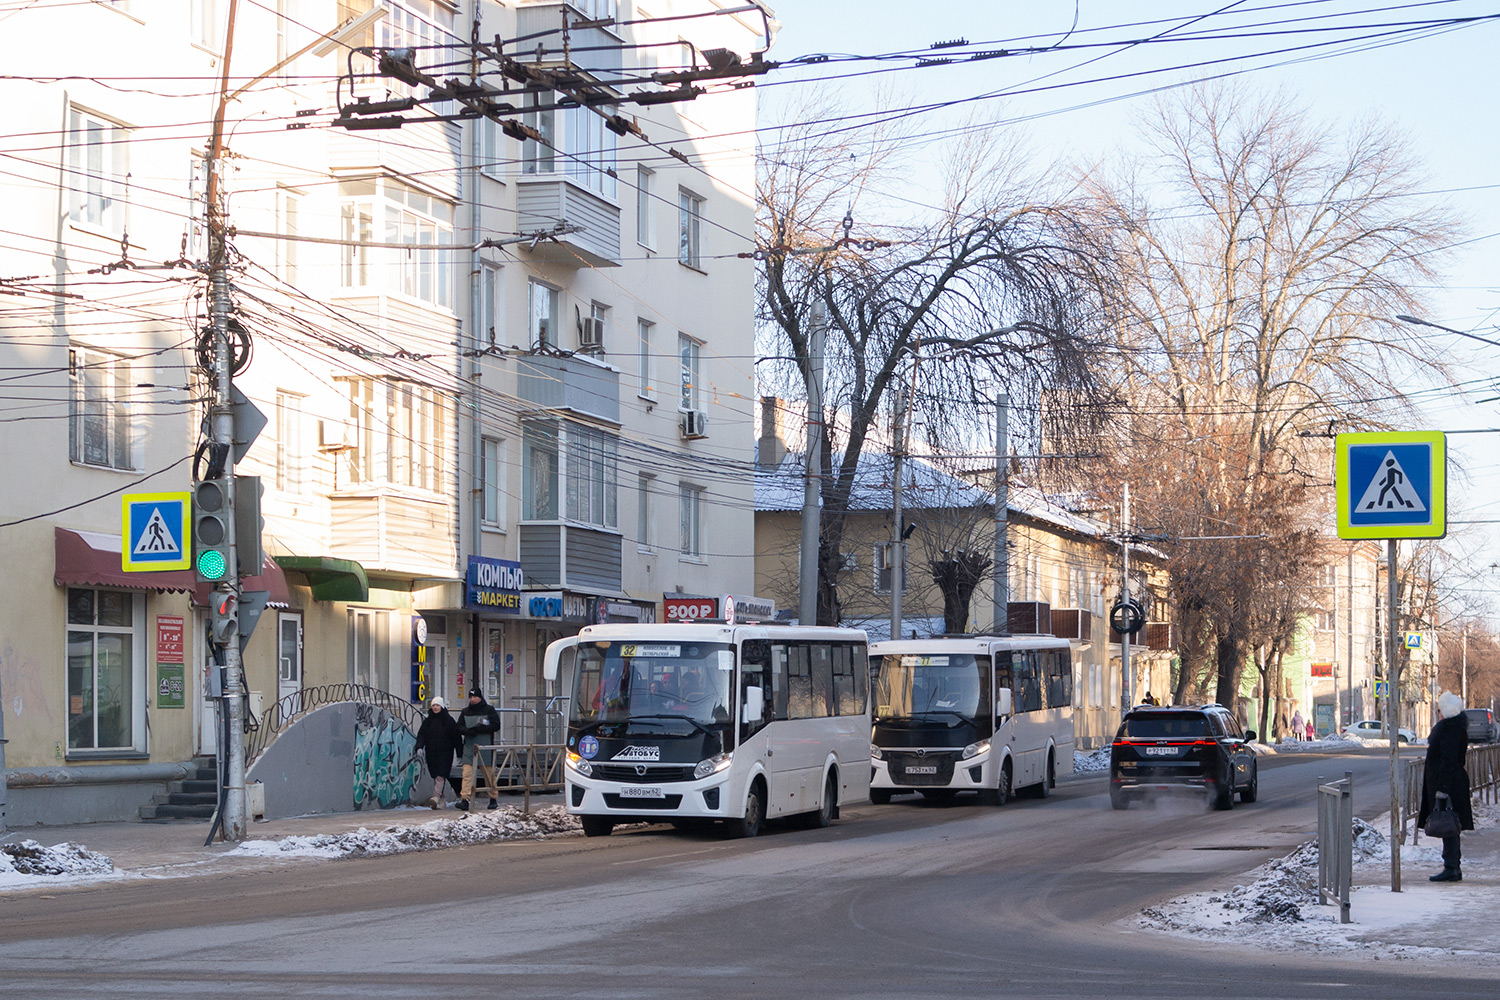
(1419, 691, 1474, 883)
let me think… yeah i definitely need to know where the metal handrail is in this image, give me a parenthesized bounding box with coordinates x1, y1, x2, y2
(1403, 741, 1500, 844)
(246, 683, 427, 766)
(471, 742, 566, 812)
(1317, 771, 1353, 924)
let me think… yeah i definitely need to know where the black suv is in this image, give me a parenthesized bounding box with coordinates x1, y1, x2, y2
(1109, 705, 1258, 811)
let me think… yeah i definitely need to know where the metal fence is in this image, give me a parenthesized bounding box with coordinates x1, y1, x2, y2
(1317, 771, 1353, 924)
(471, 743, 566, 812)
(245, 683, 427, 766)
(1402, 742, 1500, 844)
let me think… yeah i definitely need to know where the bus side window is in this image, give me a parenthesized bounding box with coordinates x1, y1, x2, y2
(770, 643, 790, 721)
(832, 644, 860, 716)
(852, 645, 869, 713)
(809, 644, 833, 718)
(787, 643, 813, 719)
(1045, 651, 1068, 709)
(1016, 652, 1041, 713)
(994, 652, 1013, 694)
(740, 639, 771, 740)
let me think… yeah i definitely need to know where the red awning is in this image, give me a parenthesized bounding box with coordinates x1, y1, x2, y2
(54, 527, 292, 606)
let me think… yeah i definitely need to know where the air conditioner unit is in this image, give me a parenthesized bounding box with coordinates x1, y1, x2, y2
(680, 409, 708, 438)
(578, 316, 605, 351)
(318, 419, 353, 451)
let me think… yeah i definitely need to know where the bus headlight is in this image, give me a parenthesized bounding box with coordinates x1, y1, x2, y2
(565, 751, 593, 777)
(961, 739, 991, 760)
(870, 745, 885, 761)
(693, 752, 733, 780)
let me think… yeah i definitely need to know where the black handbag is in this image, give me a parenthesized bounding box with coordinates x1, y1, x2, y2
(1425, 791, 1462, 839)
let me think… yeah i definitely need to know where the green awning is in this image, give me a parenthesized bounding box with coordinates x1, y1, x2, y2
(276, 556, 369, 602)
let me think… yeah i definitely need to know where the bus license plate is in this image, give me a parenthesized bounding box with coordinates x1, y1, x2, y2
(906, 765, 938, 775)
(619, 786, 665, 798)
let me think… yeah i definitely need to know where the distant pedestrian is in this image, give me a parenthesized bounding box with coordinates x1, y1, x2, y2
(1290, 709, 1305, 741)
(1141, 691, 1158, 706)
(413, 696, 461, 809)
(1306, 720, 1315, 741)
(455, 687, 501, 812)
(1418, 691, 1474, 882)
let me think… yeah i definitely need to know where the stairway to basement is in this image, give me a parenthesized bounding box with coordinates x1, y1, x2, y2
(139, 757, 219, 822)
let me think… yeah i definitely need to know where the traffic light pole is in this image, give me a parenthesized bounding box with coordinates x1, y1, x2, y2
(206, 0, 246, 842)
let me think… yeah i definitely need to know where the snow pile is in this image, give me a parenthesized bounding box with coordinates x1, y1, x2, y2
(229, 805, 582, 860)
(1074, 747, 1111, 773)
(0, 840, 116, 886)
(1248, 742, 1277, 756)
(1274, 734, 1375, 752)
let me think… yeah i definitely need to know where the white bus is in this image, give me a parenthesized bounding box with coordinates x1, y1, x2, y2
(543, 623, 870, 838)
(868, 635, 1075, 804)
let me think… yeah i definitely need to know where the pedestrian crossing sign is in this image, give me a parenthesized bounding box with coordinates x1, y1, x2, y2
(1335, 432, 1446, 539)
(121, 492, 192, 572)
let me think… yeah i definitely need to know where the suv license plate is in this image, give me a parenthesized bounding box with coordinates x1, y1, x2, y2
(619, 786, 665, 798)
(907, 765, 938, 775)
(1144, 747, 1181, 756)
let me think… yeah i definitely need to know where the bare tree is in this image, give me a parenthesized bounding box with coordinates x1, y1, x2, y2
(758, 101, 1113, 625)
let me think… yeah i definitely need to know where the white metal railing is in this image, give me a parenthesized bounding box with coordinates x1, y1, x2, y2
(1317, 770, 1353, 924)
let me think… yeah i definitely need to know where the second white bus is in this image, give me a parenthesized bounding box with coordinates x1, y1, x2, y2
(543, 623, 870, 837)
(868, 635, 1075, 804)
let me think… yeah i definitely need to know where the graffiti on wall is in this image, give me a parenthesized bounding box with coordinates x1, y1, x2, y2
(352, 705, 420, 810)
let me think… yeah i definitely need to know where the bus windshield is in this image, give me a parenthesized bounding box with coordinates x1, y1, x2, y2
(873, 654, 991, 725)
(569, 640, 735, 734)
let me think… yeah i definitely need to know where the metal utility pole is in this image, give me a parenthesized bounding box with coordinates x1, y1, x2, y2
(797, 298, 826, 627)
(206, 0, 246, 841)
(889, 376, 905, 641)
(1387, 538, 1401, 892)
(991, 393, 1009, 634)
(1345, 546, 1354, 729)
(1121, 483, 1133, 711)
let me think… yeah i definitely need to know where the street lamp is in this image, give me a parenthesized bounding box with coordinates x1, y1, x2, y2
(1394, 314, 1500, 350)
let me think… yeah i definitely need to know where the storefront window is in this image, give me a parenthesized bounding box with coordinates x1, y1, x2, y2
(66, 587, 141, 751)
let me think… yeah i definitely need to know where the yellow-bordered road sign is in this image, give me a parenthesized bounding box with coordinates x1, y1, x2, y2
(1335, 431, 1446, 539)
(122, 492, 192, 571)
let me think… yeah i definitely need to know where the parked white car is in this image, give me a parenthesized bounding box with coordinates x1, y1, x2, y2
(1342, 720, 1416, 744)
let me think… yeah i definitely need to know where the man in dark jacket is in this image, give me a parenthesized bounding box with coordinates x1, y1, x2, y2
(456, 687, 501, 812)
(413, 697, 461, 808)
(1418, 691, 1474, 882)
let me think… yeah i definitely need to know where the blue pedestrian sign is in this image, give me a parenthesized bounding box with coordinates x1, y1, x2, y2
(121, 492, 192, 572)
(1374, 680, 1389, 699)
(1335, 432, 1446, 539)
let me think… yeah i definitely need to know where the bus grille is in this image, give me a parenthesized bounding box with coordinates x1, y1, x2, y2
(592, 764, 697, 783)
(886, 752, 958, 785)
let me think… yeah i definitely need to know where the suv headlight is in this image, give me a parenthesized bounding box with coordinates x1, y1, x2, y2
(693, 752, 733, 780)
(870, 745, 885, 761)
(960, 739, 991, 760)
(565, 750, 593, 777)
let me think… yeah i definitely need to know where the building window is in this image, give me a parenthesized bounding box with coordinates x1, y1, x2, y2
(191, 0, 224, 50)
(337, 176, 453, 308)
(584, 301, 609, 351)
(521, 91, 618, 198)
(636, 166, 655, 248)
(277, 0, 313, 82)
(637, 472, 655, 551)
(529, 279, 558, 348)
(480, 117, 504, 179)
(377, 0, 457, 99)
(678, 333, 701, 411)
(679, 483, 703, 558)
(481, 436, 504, 527)
(565, 424, 618, 528)
(276, 188, 301, 285)
(522, 423, 559, 520)
(347, 608, 385, 689)
(69, 348, 134, 471)
(637, 319, 654, 398)
(66, 588, 142, 752)
(678, 188, 703, 268)
(340, 377, 448, 491)
(873, 542, 910, 596)
(480, 263, 501, 348)
(276, 391, 305, 493)
(66, 108, 130, 234)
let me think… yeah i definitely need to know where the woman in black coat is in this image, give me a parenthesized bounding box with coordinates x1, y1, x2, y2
(413, 697, 462, 809)
(1417, 691, 1474, 882)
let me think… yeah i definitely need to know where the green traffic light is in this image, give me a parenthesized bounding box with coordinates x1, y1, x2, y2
(197, 549, 227, 580)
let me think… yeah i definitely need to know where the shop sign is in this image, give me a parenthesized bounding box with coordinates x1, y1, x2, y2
(157, 662, 185, 709)
(592, 598, 658, 624)
(663, 594, 776, 622)
(1310, 662, 1334, 678)
(665, 595, 719, 621)
(466, 556, 523, 614)
(526, 591, 591, 622)
(731, 594, 776, 620)
(156, 615, 186, 663)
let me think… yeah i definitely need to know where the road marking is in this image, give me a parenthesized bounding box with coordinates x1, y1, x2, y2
(610, 848, 718, 866)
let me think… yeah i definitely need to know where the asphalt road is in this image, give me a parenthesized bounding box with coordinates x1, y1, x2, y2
(0, 748, 1489, 1000)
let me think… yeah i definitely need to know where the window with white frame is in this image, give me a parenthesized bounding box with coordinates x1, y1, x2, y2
(66, 588, 143, 752)
(873, 542, 910, 595)
(481, 435, 504, 527)
(191, 0, 224, 50)
(584, 301, 609, 351)
(678, 333, 701, 411)
(679, 483, 703, 557)
(378, 0, 457, 99)
(347, 607, 386, 689)
(529, 279, 558, 348)
(480, 262, 501, 348)
(521, 91, 618, 198)
(277, 0, 314, 82)
(565, 423, 618, 528)
(276, 390, 306, 493)
(340, 377, 448, 491)
(637, 471, 654, 550)
(337, 176, 454, 308)
(572, 0, 616, 19)
(637, 319, 654, 398)
(522, 423, 559, 520)
(480, 116, 504, 180)
(276, 187, 301, 285)
(678, 188, 703, 268)
(66, 108, 129, 234)
(69, 348, 134, 471)
(636, 166, 655, 247)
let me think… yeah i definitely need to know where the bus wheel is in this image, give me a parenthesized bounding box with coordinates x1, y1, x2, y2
(580, 816, 614, 838)
(806, 773, 837, 829)
(1037, 751, 1054, 799)
(727, 781, 765, 839)
(979, 762, 1010, 806)
(870, 788, 893, 805)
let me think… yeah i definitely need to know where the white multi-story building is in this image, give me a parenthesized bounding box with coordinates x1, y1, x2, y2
(0, 0, 768, 823)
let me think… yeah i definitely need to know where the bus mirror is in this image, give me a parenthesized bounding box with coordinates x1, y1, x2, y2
(542, 637, 579, 681)
(743, 687, 764, 724)
(995, 688, 1013, 718)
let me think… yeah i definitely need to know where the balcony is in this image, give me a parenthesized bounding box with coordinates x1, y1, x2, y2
(516, 176, 623, 267)
(516, 2, 624, 80)
(516, 353, 620, 423)
(330, 490, 457, 579)
(520, 523, 623, 591)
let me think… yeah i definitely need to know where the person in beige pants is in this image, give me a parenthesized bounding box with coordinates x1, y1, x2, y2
(455, 687, 500, 811)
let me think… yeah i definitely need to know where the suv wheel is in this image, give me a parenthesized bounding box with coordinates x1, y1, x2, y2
(1109, 786, 1129, 810)
(1212, 775, 1236, 811)
(1239, 767, 1258, 804)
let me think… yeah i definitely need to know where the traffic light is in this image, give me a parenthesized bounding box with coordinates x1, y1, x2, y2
(210, 591, 238, 645)
(193, 478, 234, 583)
(235, 475, 263, 577)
